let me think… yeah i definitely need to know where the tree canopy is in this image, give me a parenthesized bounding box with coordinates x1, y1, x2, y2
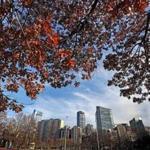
(0, 0, 149, 112)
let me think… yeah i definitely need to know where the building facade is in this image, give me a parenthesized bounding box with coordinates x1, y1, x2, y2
(85, 124, 94, 136)
(37, 120, 46, 141)
(145, 126, 150, 135)
(95, 106, 114, 132)
(71, 126, 82, 144)
(38, 119, 64, 141)
(115, 124, 128, 142)
(59, 126, 71, 139)
(77, 111, 85, 129)
(129, 117, 146, 138)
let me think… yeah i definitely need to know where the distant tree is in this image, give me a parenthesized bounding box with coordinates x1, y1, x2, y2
(0, 0, 149, 111)
(118, 134, 150, 150)
(1, 113, 37, 149)
(132, 134, 150, 150)
(0, 112, 7, 138)
(0, 112, 6, 124)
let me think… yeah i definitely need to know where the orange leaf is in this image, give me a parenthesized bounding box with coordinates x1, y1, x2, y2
(132, 0, 148, 13)
(43, 21, 52, 34)
(12, 51, 20, 60)
(27, 39, 41, 46)
(43, 71, 49, 79)
(106, 4, 113, 12)
(58, 49, 72, 58)
(22, 0, 32, 6)
(138, 1, 148, 12)
(51, 33, 59, 46)
(66, 59, 76, 68)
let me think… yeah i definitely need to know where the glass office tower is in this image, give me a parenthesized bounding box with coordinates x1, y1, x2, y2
(77, 111, 86, 129)
(96, 106, 114, 132)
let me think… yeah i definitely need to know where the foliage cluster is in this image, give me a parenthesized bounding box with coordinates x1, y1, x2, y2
(0, 0, 149, 112)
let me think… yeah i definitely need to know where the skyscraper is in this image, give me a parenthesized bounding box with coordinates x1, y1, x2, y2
(129, 117, 146, 138)
(95, 106, 114, 132)
(32, 109, 43, 122)
(77, 111, 85, 129)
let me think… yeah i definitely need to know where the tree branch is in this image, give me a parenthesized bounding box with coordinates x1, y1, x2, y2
(142, 13, 150, 70)
(69, 0, 99, 37)
(142, 13, 150, 44)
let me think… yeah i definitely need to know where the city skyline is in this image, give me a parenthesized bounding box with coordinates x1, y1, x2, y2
(1, 1, 149, 149)
(8, 67, 150, 127)
(34, 107, 148, 130)
(36, 109, 149, 149)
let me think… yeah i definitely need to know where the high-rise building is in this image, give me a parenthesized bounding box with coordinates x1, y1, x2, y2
(77, 111, 85, 129)
(38, 119, 64, 141)
(129, 117, 146, 138)
(71, 126, 82, 144)
(35, 111, 43, 122)
(37, 120, 46, 141)
(95, 106, 114, 132)
(85, 124, 94, 136)
(59, 126, 71, 139)
(32, 109, 43, 122)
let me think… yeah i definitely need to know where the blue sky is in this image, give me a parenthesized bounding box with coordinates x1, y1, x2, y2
(8, 65, 150, 127)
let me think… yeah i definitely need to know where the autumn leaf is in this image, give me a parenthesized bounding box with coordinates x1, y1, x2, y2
(42, 71, 49, 79)
(27, 39, 41, 46)
(43, 20, 52, 34)
(135, 0, 148, 12)
(65, 59, 76, 68)
(6, 84, 19, 93)
(0, 0, 149, 112)
(21, 0, 32, 6)
(12, 51, 20, 60)
(51, 33, 60, 46)
(57, 49, 72, 58)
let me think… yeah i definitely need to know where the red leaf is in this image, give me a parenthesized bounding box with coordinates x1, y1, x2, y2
(66, 59, 76, 68)
(43, 21, 52, 34)
(51, 33, 59, 46)
(58, 49, 72, 58)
